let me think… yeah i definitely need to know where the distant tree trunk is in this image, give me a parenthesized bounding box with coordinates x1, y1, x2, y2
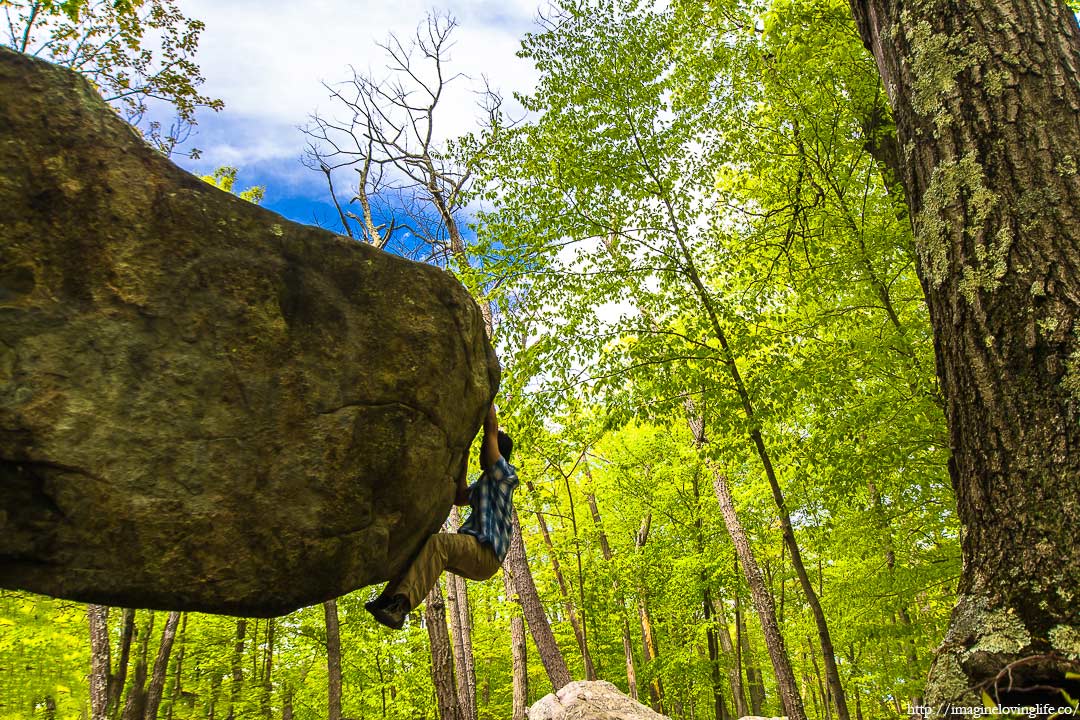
(426, 579, 463, 720)
(703, 588, 728, 720)
(634, 513, 664, 712)
(143, 611, 180, 720)
(715, 602, 749, 718)
(89, 604, 111, 720)
(711, 470, 807, 720)
(585, 490, 639, 700)
(848, 0, 1080, 707)
(525, 478, 595, 680)
(447, 508, 478, 720)
(503, 566, 529, 720)
(737, 590, 767, 715)
(324, 600, 342, 720)
(169, 613, 187, 720)
(226, 619, 245, 720)
(110, 609, 136, 720)
(505, 508, 572, 690)
(121, 612, 154, 720)
(261, 620, 273, 720)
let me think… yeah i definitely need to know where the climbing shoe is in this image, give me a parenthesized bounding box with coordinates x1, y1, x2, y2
(367, 594, 410, 630)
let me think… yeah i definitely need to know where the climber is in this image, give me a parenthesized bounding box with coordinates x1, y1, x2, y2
(365, 402, 517, 629)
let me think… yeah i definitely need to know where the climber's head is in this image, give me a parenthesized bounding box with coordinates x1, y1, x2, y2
(478, 429, 514, 470)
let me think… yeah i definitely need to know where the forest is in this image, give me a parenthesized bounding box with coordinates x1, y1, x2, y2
(1, 0, 1079, 719)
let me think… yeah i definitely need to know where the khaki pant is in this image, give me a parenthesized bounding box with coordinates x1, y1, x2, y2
(385, 533, 501, 610)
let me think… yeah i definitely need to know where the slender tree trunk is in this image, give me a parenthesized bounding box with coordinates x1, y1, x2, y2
(715, 602, 749, 718)
(525, 479, 595, 680)
(737, 592, 767, 715)
(226, 620, 245, 720)
(503, 567, 529, 720)
(89, 605, 111, 720)
(634, 513, 664, 712)
(324, 600, 342, 720)
(261, 619, 273, 720)
(849, 0, 1080, 706)
(447, 507, 478, 720)
(504, 507, 573, 690)
(143, 611, 180, 720)
(711, 470, 807, 720)
(169, 614, 187, 720)
(121, 612, 154, 720)
(585, 490, 639, 700)
(109, 609, 135, 720)
(425, 579, 463, 720)
(704, 588, 728, 720)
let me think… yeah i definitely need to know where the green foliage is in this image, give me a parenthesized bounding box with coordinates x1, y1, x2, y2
(2, 0, 222, 155)
(202, 166, 266, 205)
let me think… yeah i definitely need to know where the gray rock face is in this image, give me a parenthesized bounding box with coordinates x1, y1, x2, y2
(528, 681, 671, 720)
(0, 47, 499, 616)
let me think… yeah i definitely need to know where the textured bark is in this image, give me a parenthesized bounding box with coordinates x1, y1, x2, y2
(0, 48, 499, 617)
(324, 600, 342, 720)
(143, 611, 180, 720)
(425, 580, 463, 720)
(110, 609, 135, 720)
(225, 620, 245, 720)
(502, 567, 529, 720)
(634, 514, 664, 713)
(89, 605, 110, 720)
(446, 509, 477, 720)
(711, 470, 807, 720)
(585, 490, 639, 700)
(526, 480, 596, 680)
(505, 508, 573, 690)
(121, 613, 154, 720)
(703, 588, 727, 720)
(848, 0, 1080, 707)
(714, 603, 749, 718)
(737, 591, 767, 716)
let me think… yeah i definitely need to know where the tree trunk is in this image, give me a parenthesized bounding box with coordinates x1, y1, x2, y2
(585, 490, 639, 700)
(711, 470, 807, 720)
(425, 579, 463, 720)
(324, 600, 342, 720)
(121, 612, 154, 720)
(447, 507, 478, 720)
(703, 588, 727, 720)
(503, 567, 529, 720)
(504, 507, 573, 690)
(260, 620, 273, 720)
(848, 0, 1080, 707)
(143, 611, 180, 720)
(169, 613, 187, 720)
(737, 591, 767, 716)
(226, 619, 245, 720)
(89, 605, 111, 720)
(634, 513, 664, 713)
(715, 602, 749, 718)
(525, 479, 596, 680)
(110, 609, 136, 720)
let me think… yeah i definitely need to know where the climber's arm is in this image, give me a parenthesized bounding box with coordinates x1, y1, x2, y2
(454, 459, 470, 506)
(481, 403, 501, 469)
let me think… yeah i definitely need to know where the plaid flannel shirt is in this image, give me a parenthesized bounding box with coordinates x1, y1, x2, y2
(458, 457, 519, 561)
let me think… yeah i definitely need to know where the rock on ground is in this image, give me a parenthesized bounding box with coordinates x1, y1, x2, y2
(528, 681, 671, 720)
(0, 47, 499, 616)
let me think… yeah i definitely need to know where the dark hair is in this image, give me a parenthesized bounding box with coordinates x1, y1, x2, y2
(478, 429, 514, 468)
(498, 430, 513, 463)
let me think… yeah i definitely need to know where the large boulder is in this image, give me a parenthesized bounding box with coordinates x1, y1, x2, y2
(0, 47, 499, 616)
(528, 681, 670, 720)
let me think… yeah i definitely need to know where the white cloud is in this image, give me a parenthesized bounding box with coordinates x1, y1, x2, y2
(177, 0, 542, 179)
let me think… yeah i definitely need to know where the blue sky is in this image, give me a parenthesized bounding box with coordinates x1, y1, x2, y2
(172, 0, 543, 229)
